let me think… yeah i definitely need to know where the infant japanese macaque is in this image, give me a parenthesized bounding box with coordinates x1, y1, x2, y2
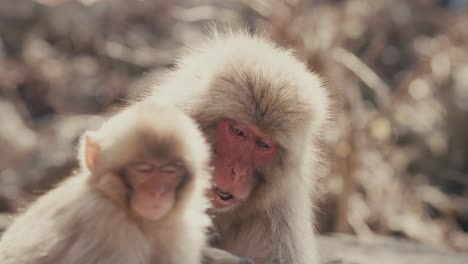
(0, 101, 216, 264)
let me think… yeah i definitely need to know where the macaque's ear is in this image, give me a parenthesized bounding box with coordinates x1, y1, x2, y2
(79, 131, 100, 173)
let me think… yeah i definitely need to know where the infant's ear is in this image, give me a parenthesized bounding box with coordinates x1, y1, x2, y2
(78, 131, 100, 173)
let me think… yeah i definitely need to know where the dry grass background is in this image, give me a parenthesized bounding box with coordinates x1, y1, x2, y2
(0, 0, 467, 253)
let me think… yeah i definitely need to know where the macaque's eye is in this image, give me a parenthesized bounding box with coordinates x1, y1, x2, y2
(256, 139, 270, 149)
(134, 163, 154, 173)
(229, 125, 245, 138)
(160, 163, 182, 175)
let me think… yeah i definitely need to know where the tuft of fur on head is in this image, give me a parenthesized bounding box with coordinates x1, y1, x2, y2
(150, 29, 330, 212)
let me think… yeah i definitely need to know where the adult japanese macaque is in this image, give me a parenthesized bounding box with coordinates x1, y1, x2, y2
(0, 101, 217, 264)
(148, 30, 330, 263)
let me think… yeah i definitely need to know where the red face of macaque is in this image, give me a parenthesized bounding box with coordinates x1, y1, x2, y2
(208, 119, 277, 210)
(125, 159, 186, 220)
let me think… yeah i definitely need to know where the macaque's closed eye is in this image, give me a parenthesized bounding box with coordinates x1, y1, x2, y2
(130, 161, 185, 176)
(160, 162, 185, 175)
(133, 163, 154, 173)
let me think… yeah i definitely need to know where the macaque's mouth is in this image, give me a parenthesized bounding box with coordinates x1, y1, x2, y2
(208, 187, 238, 209)
(215, 188, 233, 201)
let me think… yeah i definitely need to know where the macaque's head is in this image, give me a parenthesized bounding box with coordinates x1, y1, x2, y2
(153, 31, 329, 213)
(79, 102, 211, 221)
(207, 118, 279, 211)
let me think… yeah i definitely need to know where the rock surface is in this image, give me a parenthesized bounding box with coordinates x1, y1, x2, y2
(319, 234, 468, 264)
(1, 220, 466, 264)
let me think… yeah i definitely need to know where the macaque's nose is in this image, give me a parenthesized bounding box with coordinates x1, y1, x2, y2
(231, 165, 248, 183)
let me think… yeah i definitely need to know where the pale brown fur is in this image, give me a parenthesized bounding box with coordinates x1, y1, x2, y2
(0, 101, 213, 264)
(148, 29, 330, 264)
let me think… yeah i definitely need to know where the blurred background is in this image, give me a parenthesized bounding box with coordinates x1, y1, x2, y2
(0, 0, 467, 253)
